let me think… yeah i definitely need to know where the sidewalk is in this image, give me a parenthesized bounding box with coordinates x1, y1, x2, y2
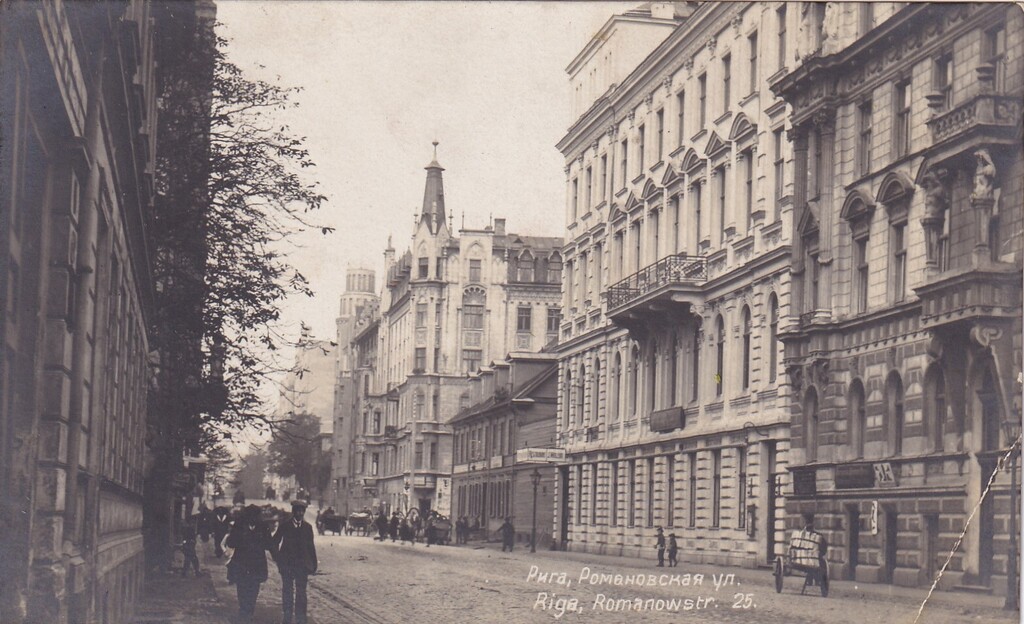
(461, 537, 1014, 618)
(131, 545, 234, 624)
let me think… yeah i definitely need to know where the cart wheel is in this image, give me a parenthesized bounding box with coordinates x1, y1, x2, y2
(820, 559, 830, 597)
(774, 557, 784, 593)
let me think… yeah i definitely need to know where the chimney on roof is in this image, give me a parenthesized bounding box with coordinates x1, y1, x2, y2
(494, 218, 506, 236)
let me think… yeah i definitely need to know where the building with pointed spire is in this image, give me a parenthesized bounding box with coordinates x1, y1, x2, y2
(347, 145, 564, 517)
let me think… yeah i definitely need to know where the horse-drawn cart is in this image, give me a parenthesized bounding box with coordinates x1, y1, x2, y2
(318, 513, 345, 535)
(773, 528, 829, 597)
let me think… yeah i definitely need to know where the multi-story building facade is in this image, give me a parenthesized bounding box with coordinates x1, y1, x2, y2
(773, 2, 1023, 593)
(367, 145, 563, 516)
(451, 352, 559, 546)
(0, 1, 212, 621)
(348, 310, 384, 513)
(330, 268, 379, 512)
(555, 2, 797, 567)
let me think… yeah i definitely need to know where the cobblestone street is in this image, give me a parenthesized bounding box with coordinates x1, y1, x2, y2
(194, 531, 1015, 624)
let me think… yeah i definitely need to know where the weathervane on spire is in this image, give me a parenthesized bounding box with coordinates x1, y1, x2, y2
(433, 140, 439, 160)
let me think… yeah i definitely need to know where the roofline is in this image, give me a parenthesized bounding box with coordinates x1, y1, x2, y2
(566, 12, 682, 77)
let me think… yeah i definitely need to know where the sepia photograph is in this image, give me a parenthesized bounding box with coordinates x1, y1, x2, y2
(0, 1, 1022, 623)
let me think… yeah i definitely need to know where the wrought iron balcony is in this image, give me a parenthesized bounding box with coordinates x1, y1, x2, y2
(604, 253, 707, 320)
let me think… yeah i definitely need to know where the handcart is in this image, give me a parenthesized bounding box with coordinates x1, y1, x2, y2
(773, 529, 829, 597)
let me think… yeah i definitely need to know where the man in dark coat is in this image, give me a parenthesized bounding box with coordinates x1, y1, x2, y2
(499, 517, 515, 552)
(389, 512, 400, 542)
(225, 505, 273, 620)
(273, 500, 318, 624)
(655, 527, 666, 567)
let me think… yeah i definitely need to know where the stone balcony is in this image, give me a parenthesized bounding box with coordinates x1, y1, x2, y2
(604, 253, 707, 334)
(927, 93, 1021, 145)
(915, 262, 1022, 332)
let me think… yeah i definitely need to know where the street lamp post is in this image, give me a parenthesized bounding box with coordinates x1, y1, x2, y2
(1002, 415, 1021, 611)
(531, 468, 542, 553)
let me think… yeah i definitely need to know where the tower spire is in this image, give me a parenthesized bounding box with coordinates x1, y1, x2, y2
(420, 141, 446, 232)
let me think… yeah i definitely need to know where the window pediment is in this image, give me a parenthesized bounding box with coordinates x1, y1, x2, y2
(876, 170, 915, 207)
(728, 112, 758, 144)
(680, 148, 705, 174)
(840, 189, 876, 230)
(704, 131, 730, 159)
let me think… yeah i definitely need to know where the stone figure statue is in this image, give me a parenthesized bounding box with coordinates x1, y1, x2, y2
(972, 148, 996, 201)
(821, 3, 843, 55)
(921, 169, 949, 219)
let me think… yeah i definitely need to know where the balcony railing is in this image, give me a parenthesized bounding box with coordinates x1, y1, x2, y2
(605, 253, 707, 311)
(927, 93, 1021, 144)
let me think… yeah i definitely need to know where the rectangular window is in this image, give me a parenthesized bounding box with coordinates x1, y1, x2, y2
(892, 221, 907, 302)
(652, 211, 660, 262)
(575, 464, 583, 525)
(372, 452, 379, 476)
(469, 259, 482, 282)
(593, 243, 603, 295)
(672, 197, 680, 253)
(858, 100, 873, 176)
(463, 349, 481, 373)
(609, 462, 618, 527)
(429, 442, 437, 470)
(418, 257, 429, 278)
(811, 127, 823, 199)
(722, 54, 732, 112)
(693, 183, 703, 248)
(516, 306, 532, 332)
(415, 443, 423, 469)
(934, 53, 953, 111)
(894, 81, 911, 158)
(546, 308, 561, 334)
(627, 460, 636, 526)
(688, 453, 697, 527)
(585, 166, 593, 211)
(638, 124, 646, 172)
(860, 2, 874, 35)
(620, 139, 629, 186)
(571, 178, 579, 220)
(632, 222, 642, 272)
(738, 450, 747, 529)
(676, 90, 686, 146)
(717, 166, 727, 243)
(614, 233, 624, 281)
(855, 236, 869, 313)
(743, 150, 753, 230)
(748, 31, 758, 93)
(777, 6, 787, 70)
(436, 257, 444, 279)
(698, 73, 707, 127)
(416, 302, 427, 328)
(578, 251, 588, 304)
(808, 251, 820, 312)
(590, 463, 598, 525)
(609, 142, 616, 193)
(711, 450, 722, 527)
(415, 347, 426, 371)
(986, 25, 1006, 92)
(464, 304, 484, 329)
(773, 127, 785, 203)
(600, 155, 607, 202)
(655, 109, 664, 162)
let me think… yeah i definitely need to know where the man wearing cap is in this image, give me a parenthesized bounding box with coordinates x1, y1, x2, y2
(272, 500, 318, 624)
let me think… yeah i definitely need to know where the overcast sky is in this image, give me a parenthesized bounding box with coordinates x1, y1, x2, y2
(215, 1, 636, 344)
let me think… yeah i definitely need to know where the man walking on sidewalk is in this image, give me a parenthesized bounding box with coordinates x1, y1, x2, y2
(273, 500, 318, 624)
(655, 527, 666, 567)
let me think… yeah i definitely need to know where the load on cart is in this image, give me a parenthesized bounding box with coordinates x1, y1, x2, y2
(774, 519, 830, 597)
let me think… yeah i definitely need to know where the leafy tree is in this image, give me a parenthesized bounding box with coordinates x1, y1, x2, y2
(267, 413, 320, 491)
(233, 449, 269, 501)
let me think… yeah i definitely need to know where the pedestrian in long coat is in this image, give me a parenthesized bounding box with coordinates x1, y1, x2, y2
(499, 517, 515, 552)
(212, 505, 232, 557)
(667, 533, 679, 567)
(225, 505, 273, 621)
(389, 512, 400, 542)
(272, 500, 318, 624)
(655, 527, 666, 567)
(375, 511, 388, 541)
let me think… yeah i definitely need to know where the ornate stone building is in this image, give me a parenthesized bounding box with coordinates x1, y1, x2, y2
(0, 1, 213, 621)
(330, 268, 378, 512)
(361, 145, 563, 516)
(555, 2, 795, 567)
(772, 2, 1022, 592)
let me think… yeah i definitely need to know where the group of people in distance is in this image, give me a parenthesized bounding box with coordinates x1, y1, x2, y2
(215, 500, 318, 624)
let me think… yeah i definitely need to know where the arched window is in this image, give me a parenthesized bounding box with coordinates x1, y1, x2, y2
(715, 315, 726, 397)
(924, 365, 945, 452)
(804, 388, 819, 462)
(547, 252, 563, 283)
(577, 363, 586, 427)
(592, 357, 602, 426)
(848, 379, 866, 458)
(630, 344, 640, 416)
(886, 372, 905, 456)
(741, 306, 752, 390)
(978, 365, 1002, 451)
(518, 250, 535, 282)
(611, 352, 622, 422)
(768, 294, 779, 383)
